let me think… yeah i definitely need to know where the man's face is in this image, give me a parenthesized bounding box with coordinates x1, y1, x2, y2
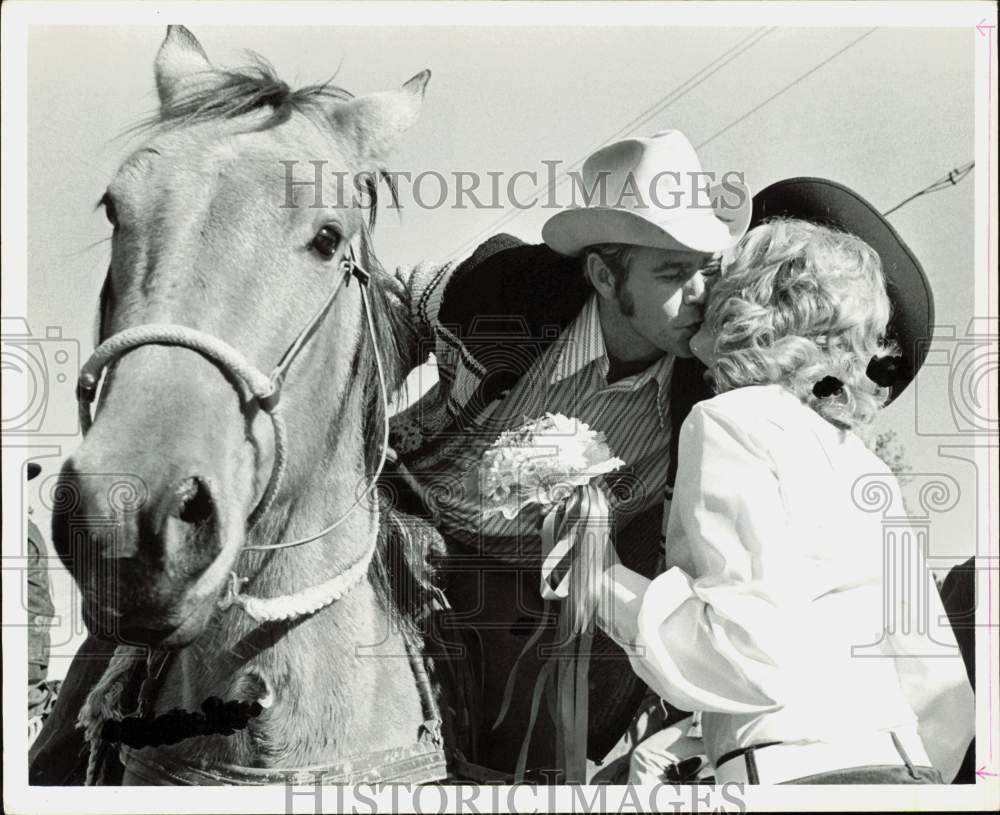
(613, 246, 716, 357)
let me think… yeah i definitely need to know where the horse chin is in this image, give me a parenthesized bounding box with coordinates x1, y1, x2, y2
(83, 587, 221, 650)
(146, 612, 212, 650)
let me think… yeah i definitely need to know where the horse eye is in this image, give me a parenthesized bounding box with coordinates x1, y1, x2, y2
(310, 225, 341, 260)
(100, 193, 118, 226)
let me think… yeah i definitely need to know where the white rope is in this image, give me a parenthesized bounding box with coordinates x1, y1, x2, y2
(222, 279, 390, 620)
(75, 248, 389, 623)
(218, 536, 377, 623)
(79, 324, 275, 406)
(77, 323, 288, 527)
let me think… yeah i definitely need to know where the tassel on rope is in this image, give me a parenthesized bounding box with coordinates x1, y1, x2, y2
(77, 645, 147, 785)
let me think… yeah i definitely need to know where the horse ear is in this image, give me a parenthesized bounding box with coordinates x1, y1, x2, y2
(330, 70, 431, 168)
(155, 25, 213, 109)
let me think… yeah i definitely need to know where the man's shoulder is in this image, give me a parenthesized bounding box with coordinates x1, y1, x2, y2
(438, 233, 591, 335)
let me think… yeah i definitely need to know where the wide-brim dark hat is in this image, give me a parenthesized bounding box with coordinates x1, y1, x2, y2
(27, 462, 42, 480)
(750, 177, 934, 403)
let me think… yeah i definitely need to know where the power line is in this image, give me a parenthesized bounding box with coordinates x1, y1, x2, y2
(695, 27, 878, 150)
(882, 161, 975, 216)
(584, 28, 777, 156)
(445, 27, 777, 260)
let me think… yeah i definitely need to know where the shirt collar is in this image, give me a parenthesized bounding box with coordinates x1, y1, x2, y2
(551, 294, 606, 384)
(551, 294, 674, 428)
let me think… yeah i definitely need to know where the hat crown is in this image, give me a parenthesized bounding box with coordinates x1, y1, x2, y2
(581, 131, 709, 215)
(541, 129, 751, 256)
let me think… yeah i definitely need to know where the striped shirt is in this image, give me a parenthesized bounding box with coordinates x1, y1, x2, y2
(398, 293, 674, 557)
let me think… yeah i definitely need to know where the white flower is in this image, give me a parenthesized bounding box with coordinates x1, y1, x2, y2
(480, 413, 625, 520)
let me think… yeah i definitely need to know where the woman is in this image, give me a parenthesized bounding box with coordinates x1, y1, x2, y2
(597, 179, 975, 785)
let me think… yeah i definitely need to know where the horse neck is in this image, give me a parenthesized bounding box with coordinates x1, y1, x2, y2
(156, 377, 427, 767)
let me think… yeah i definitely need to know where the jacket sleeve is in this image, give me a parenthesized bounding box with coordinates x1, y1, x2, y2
(602, 401, 804, 714)
(392, 259, 456, 375)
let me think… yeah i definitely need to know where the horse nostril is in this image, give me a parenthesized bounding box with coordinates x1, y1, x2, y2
(174, 477, 215, 526)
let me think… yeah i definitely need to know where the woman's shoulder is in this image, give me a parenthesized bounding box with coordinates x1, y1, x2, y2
(689, 384, 804, 431)
(680, 385, 794, 460)
(689, 385, 891, 476)
(693, 384, 859, 434)
(686, 384, 861, 458)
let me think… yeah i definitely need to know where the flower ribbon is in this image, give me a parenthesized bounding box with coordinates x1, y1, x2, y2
(495, 481, 615, 783)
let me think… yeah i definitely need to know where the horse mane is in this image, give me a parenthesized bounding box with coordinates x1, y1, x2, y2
(354, 228, 437, 641)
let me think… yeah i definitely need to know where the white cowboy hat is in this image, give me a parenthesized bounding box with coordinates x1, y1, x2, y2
(542, 130, 751, 256)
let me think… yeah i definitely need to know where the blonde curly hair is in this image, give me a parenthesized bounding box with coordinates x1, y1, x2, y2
(704, 217, 898, 430)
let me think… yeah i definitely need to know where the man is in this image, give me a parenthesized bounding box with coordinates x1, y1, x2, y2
(384, 130, 750, 780)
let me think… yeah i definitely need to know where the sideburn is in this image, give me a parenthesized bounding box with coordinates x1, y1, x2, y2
(610, 262, 636, 317)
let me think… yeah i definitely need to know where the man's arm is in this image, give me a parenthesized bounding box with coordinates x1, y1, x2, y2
(389, 260, 455, 376)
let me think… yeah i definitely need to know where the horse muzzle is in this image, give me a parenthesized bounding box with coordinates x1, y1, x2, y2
(52, 438, 244, 648)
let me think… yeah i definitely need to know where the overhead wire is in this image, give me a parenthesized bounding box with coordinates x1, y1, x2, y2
(446, 27, 778, 259)
(695, 27, 878, 149)
(882, 161, 975, 216)
(447, 27, 883, 260)
(444, 27, 968, 258)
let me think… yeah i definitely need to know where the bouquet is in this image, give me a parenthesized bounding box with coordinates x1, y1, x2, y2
(480, 412, 625, 521)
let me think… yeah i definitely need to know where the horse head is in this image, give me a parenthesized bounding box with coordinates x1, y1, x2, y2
(53, 26, 428, 651)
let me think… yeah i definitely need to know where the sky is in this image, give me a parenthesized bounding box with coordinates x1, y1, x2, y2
(10, 22, 987, 674)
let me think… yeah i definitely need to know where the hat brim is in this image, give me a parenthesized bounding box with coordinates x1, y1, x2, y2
(543, 180, 751, 257)
(751, 177, 934, 403)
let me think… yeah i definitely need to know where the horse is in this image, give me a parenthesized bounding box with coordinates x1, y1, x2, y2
(48, 25, 447, 785)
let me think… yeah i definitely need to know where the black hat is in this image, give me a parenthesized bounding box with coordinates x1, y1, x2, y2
(750, 177, 934, 403)
(27, 462, 42, 481)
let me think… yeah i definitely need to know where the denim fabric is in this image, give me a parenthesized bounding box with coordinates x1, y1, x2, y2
(781, 765, 943, 784)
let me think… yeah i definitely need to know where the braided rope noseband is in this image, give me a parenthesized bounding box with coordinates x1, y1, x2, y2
(75, 244, 391, 620)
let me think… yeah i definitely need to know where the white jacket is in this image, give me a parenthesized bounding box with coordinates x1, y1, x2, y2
(599, 384, 974, 781)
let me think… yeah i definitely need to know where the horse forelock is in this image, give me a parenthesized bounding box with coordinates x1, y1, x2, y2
(135, 54, 354, 136)
(130, 55, 400, 230)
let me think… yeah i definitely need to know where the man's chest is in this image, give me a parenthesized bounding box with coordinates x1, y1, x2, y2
(409, 365, 672, 549)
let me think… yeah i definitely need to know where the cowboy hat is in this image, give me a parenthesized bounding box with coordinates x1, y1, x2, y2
(542, 131, 752, 256)
(750, 177, 934, 402)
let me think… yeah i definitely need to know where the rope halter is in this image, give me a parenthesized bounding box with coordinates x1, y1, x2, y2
(75, 244, 392, 619)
